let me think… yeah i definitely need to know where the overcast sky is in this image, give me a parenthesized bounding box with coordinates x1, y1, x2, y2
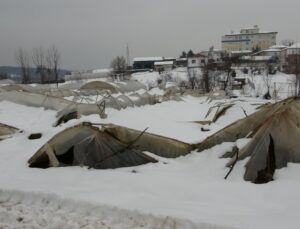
(1, 0, 299, 70)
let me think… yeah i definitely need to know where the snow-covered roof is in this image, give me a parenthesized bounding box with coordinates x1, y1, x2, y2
(269, 45, 288, 50)
(289, 43, 300, 49)
(92, 68, 112, 74)
(262, 49, 281, 52)
(255, 56, 272, 61)
(253, 49, 281, 56)
(164, 57, 176, 60)
(231, 50, 252, 54)
(133, 57, 163, 62)
(242, 56, 272, 61)
(224, 31, 277, 36)
(154, 61, 174, 66)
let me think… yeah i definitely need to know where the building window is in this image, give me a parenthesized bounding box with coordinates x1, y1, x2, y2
(191, 60, 196, 64)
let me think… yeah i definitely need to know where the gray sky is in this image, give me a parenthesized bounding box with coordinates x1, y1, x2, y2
(1, 0, 299, 70)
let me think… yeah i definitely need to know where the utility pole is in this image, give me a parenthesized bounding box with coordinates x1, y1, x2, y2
(126, 43, 130, 68)
(296, 42, 300, 96)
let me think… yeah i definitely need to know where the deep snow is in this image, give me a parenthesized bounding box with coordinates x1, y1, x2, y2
(0, 95, 300, 229)
(0, 70, 299, 228)
(1, 190, 227, 229)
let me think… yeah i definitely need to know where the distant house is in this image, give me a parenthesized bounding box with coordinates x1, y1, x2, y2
(240, 55, 273, 67)
(286, 43, 300, 74)
(187, 54, 207, 69)
(132, 57, 175, 71)
(252, 46, 288, 71)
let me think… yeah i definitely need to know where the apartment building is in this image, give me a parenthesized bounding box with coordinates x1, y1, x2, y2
(222, 25, 277, 51)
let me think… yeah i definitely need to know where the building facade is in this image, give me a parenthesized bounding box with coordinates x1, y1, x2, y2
(222, 25, 277, 51)
(253, 46, 288, 71)
(187, 54, 207, 68)
(132, 57, 175, 71)
(286, 43, 300, 74)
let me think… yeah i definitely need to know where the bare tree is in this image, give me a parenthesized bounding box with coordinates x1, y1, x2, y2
(220, 52, 239, 90)
(32, 47, 46, 83)
(15, 48, 31, 84)
(201, 61, 217, 93)
(110, 56, 126, 81)
(187, 68, 200, 90)
(46, 45, 61, 86)
(45, 49, 53, 79)
(262, 66, 273, 99)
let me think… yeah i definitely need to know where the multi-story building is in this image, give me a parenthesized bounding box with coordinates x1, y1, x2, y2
(222, 25, 277, 51)
(286, 43, 300, 74)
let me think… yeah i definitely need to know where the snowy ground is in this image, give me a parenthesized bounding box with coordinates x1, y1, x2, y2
(0, 71, 299, 228)
(1, 190, 223, 229)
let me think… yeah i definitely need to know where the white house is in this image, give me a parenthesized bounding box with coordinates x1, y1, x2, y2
(187, 54, 207, 68)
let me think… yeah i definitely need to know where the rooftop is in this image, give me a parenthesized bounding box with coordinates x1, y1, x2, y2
(154, 61, 174, 66)
(261, 48, 282, 52)
(176, 58, 187, 61)
(133, 57, 175, 62)
(269, 45, 288, 50)
(242, 55, 273, 61)
(231, 50, 252, 54)
(224, 25, 277, 37)
(224, 31, 277, 36)
(289, 43, 300, 49)
(133, 57, 163, 62)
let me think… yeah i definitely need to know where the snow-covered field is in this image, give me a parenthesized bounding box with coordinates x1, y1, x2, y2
(0, 71, 300, 228)
(1, 190, 221, 229)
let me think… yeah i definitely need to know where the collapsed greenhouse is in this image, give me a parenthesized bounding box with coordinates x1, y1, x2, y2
(28, 123, 193, 169)
(0, 123, 19, 140)
(2, 76, 300, 185)
(197, 97, 300, 183)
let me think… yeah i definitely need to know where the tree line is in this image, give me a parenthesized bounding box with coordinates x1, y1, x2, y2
(15, 45, 61, 85)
